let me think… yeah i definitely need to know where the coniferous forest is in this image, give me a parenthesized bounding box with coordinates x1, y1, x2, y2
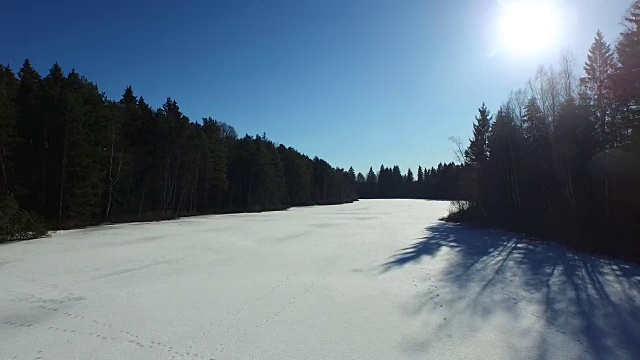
(352, 1, 640, 263)
(446, 2, 640, 262)
(354, 163, 464, 200)
(0, 62, 362, 239)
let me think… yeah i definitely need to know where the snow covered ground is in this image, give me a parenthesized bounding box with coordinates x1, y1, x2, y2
(2, 199, 640, 360)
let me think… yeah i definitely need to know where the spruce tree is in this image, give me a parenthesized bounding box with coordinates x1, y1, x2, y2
(14, 59, 43, 211)
(366, 167, 377, 197)
(347, 167, 356, 184)
(487, 107, 523, 215)
(616, 0, 640, 142)
(406, 168, 414, 183)
(580, 30, 617, 145)
(0, 65, 18, 195)
(523, 97, 549, 142)
(41, 63, 66, 219)
(464, 103, 492, 165)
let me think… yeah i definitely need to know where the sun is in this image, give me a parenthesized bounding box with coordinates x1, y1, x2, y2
(498, 1, 560, 55)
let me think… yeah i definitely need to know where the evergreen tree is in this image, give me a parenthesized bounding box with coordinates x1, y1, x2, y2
(201, 118, 229, 210)
(40, 63, 66, 219)
(580, 30, 618, 145)
(14, 59, 43, 210)
(347, 167, 356, 184)
(59, 70, 107, 224)
(391, 166, 402, 197)
(522, 97, 549, 142)
(365, 167, 377, 197)
(405, 168, 414, 183)
(464, 103, 492, 165)
(0, 65, 18, 195)
(486, 107, 523, 216)
(616, 0, 640, 141)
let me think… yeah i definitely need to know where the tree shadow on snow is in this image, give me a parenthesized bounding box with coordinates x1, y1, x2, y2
(381, 222, 640, 360)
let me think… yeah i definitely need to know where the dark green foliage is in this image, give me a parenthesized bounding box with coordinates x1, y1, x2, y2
(14, 60, 43, 211)
(484, 107, 523, 218)
(356, 162, 463, 200)
(580, 30, 618, 145)
(615, 1, 640, 141)
(0, 65, 19, 196)
(0, 194, 48, 242)
(278, 145, 313, 205)
(464, 103, 492, 165)
(0, 60, 356, 239)
(445, 3, 640, 262)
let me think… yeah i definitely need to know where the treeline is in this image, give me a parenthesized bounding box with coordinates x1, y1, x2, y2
(449, 1, 640, 261)
(355, 163, 463, 200)
(0, 61, 356, 239)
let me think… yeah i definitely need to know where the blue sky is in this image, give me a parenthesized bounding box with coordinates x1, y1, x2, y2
(0, 0, 631, 175)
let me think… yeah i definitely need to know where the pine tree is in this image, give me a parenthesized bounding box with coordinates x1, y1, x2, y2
(616, 0, 640, 142)
(0, 65, 18, 195)
(391, 165, 402, 197)
(487, 107, 523, 214)
(14, 59, 43, 211)
(405, 168, 414, 197)
(60, 70, 106, 224)
(523, 97, 549, 142)
(366, 166, 377, 197)
(278, 145, 313, 205)
(378, 165, 388, 197)
(464, 103, 492, 165)
(347, 166, 356, 182)
(41, 63, 66, 219)
(417, 166, 423, 182)
(580, 30, 617, 145)
(406, 168, 414, 183)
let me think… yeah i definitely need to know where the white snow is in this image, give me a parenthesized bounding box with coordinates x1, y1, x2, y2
(2, 199, 640, 360)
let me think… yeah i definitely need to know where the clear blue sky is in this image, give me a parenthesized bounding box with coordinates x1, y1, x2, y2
(0, 0, 630, 175)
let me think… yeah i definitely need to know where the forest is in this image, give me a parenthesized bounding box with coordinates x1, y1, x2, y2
(350, 1, 640, 263)
(355, 163, 463, 200)
(0, 63, 362, 240)
(445, 1, 640, 262)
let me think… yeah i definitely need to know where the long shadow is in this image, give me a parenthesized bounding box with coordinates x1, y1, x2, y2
(381, 221, 640, 360)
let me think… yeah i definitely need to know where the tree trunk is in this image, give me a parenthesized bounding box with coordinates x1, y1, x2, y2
(193, 152, 199, 213)
(204, 163, 209, 210)
(105, 132, 115, 221)
(41, 115, 47, 209)
(247, 174, 254, 208)
(58, 128, 68, 225)
(0, 149, 8, 195)
(508, 143, 521, 212)
(138, 184, 146, 217)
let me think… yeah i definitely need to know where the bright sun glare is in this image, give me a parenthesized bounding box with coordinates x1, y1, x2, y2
(498, 1, 560, 55)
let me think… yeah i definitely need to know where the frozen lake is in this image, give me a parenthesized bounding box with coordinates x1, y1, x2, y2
(2, 199, 640, 359)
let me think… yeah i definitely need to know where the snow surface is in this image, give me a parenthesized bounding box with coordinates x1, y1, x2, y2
(2, 199, 640, 360)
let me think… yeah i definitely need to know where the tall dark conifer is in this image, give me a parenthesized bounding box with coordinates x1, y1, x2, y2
(580, 31, 618, 145)
(0, 65, 18, 195)
(616, 1, 640, 141)
(464, 103, 492, 165)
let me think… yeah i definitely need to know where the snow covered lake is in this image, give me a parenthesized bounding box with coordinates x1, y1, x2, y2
(2, 199, 640, 359)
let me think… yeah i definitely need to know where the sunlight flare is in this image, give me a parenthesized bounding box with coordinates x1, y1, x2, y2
(498, 1, 560, 55)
